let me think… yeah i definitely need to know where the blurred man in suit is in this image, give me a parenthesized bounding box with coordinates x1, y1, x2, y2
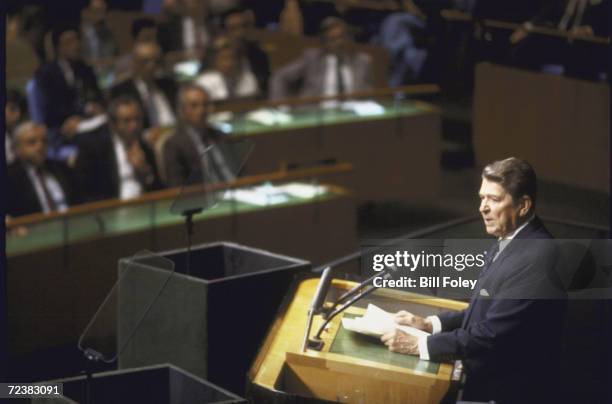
(110, 42, 177, 131)
(112, 18, 159, 83)
(221, 7, 270, 97)
(74, 96, 162, 202)
(163, 84, 232, 187)
(381, 157, 566, 403)
(7, 122, 77, 217)
(270, 17, 372, 100)
(35, 24, 104, 141)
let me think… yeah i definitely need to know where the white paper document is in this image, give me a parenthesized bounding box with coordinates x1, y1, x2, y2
(342, 304, 431, 338)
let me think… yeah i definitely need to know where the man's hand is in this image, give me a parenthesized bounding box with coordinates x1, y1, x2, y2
(60, 116, 82, 138)
(144, 126, 164, 147)
(84, 102, 105, 116)
(569, 25, 594, 41)
(510, 23, 531, 44)
(394, 310, 433, 333)
(127, 142, 151, 176)
(381, 328, 419, 355)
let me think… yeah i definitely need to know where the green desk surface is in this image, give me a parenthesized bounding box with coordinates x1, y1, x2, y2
(329, 313, 439, 374)
(215, 101, 434, 137)
(7, 185, 341, 257)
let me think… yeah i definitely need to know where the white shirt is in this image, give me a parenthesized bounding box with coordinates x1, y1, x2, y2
(134, 79, 176, 126)
(417, 215, 536, 360)
(182, 17, 208, 50)
(112, 134, 143, 200)
(194, 69, 259, 101)
(57, 58, 75, 87)
(323, 54, 354, 97)
(6, 133, 15, 164)
(25, 164, 68, 213)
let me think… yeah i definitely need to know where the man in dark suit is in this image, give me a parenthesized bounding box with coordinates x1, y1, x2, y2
(163, 84, 232, 187)
(74, 96, 162, 202)
(381, 157, 566, 403)
(110, 42, 177, 131)
(222, 7, 271, 97)
(7, 122, 77, 217)
(35, 24, 104, 143)
(269, 17, 372, 100)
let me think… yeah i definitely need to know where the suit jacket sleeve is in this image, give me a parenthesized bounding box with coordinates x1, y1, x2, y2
(163, 135, 189, 188)
(437, 310, 466, 332)
(269, 53, 309, 100)
(74, 135, 99, 201)
(141, 141, 164, 191)
(427, 246, 560, 363)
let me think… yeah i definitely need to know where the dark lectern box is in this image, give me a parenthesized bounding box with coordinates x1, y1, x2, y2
(32, 364, 245, 404)
(118, 242, 311, 395)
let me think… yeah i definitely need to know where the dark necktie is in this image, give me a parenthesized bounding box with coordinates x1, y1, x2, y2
(480, 241, 500, 277)
(144, 84, 160, 126)
(336, 55, 345, 94)
(35, 168, 58, 212)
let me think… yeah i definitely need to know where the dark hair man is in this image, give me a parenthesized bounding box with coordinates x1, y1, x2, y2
(381, 157, 566, 403)
(74, 96, 162, 202)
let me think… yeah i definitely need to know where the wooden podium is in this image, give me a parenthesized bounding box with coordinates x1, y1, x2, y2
(248, 278, 468, 403)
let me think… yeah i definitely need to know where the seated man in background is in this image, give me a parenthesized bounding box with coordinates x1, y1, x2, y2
(80, 0, 119, 62)
(113, 18, 159, 83)
(74, 96, 162, 202)
(221, 7, 270, 97)
(194, 34, 260, 101)
(5, 89, 26, 165)
(270, 16, 372, 100)
(163, 84, 231, 187)
(110, 42, 177, 138)
(7, 122, 77, 217)
(157, 0, 209, 59)
(35, 24, 104, 155)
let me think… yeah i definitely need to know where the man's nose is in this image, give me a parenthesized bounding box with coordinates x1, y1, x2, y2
(479, 200, 488, 213)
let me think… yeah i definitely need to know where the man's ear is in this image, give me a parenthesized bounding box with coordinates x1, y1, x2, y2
(518, 196, 532, 217)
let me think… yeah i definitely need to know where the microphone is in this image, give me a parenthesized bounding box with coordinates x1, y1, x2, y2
(301, 267, 333, 352)
(307, 265, 400, 351)
(324, 265, 399, 316)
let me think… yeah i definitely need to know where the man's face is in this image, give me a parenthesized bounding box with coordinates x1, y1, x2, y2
(324, 24, 350, 55)
(225, 12, 248, 42)
(89, 0, 108, 23)
(215, 47, 238, 77)
(136, 27, 158, 44)
(479, 178, 524, 238)
(59, 30, 81, 61)
(5, 102, 22, 132)
(180, 88, 211, 129)
(16, 125, 48, 167)
(133, 43, 161, 81)
(111, 103, 142, 143)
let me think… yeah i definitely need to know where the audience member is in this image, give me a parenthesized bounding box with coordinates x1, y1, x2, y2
(5, 90, 27, 165)
(34, 24, 104, 145)
(221, 7, 271, 96)
(113, 18, 159, 84)
(269, 17, 372, 100)
(74, 96, 162, 202)
(163, 84, 232, 186)
(7, 122, 77, 217)
(110, 42, 177, 131)
(80, 0, 119, 62)
(194, 35, 259, 101)
(157, 0, 209, 57)
(6, 10, 40, 87)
